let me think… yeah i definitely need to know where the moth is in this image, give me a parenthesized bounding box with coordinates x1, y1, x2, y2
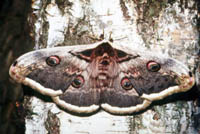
(9, 40, 195, 115)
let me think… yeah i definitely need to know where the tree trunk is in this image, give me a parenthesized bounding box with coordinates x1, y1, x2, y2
(7, 0, 200, 134)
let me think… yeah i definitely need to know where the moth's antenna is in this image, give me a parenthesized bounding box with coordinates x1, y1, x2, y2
(109, 31, 113, 42)
(99, 29, 105, 40)
(87, 30, 105, 41)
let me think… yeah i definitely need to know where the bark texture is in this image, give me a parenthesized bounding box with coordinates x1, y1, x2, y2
(0, 0, 200, 134)
(0, 0, 33, 134)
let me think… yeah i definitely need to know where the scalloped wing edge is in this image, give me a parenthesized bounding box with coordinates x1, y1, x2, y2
(101, 100, 151, 114)
(52, 96, 100, 114)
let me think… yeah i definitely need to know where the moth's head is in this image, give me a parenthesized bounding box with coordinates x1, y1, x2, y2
(88, 43, 118, 79)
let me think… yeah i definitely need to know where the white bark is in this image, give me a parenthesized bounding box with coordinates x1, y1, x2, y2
(25, 0, 199, 134)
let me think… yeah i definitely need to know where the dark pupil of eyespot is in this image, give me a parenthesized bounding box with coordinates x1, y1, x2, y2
(150, 64, 159, 71)
(48, 58, 57, 65)
(124, 81, 131, 88)
(73, 78, 81, 86)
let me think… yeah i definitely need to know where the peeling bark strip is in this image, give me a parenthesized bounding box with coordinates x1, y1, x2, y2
(119, 0, 131, 19)
(45, 111, 60, 134)
(16, 0, 200, 133)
